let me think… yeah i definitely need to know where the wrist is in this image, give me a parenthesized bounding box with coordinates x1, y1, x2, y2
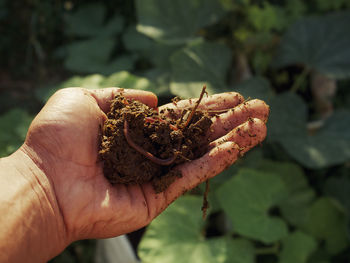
(0, 147, 68, 262)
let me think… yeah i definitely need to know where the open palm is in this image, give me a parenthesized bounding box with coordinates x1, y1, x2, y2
(22, 87, 269, 243)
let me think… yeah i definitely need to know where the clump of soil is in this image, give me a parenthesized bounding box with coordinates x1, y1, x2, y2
(99, 93, 212, 193)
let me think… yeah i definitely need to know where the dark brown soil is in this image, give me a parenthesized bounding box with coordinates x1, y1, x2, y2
(99, 95, 212, 193)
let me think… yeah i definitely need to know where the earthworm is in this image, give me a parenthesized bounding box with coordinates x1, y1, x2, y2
(123, 119, 177, 166)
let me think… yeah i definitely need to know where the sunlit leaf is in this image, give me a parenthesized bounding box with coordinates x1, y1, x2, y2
(102, 71, 157, 92)
(275, 12, 350, 79)
(135, 0, 225, 44)
(36, 71, 158, 103)
(216, 169, 289, 243)
(123, 26, 181, 68)
(247, 3, 287, 32)
(254, 160, 315, 227)
(170, 40, 231, 98)
(279, 231, 317, 263)
(138, 196, 255, 263)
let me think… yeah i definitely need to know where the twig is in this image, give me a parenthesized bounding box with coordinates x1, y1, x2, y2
(181, 85, 208, 129)
(124, 120, 177, 166)
(201, 179, 210, 219)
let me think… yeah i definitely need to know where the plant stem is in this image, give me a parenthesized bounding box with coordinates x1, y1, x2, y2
(291, 67, 310, 93)
(255, 242, 280, 255)
(201, 179, 210, 219)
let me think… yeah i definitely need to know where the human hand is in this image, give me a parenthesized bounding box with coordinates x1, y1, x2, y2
(22, 87, 269, 251)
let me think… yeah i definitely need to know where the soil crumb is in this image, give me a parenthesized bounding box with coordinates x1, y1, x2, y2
(99, 95, 212, 193)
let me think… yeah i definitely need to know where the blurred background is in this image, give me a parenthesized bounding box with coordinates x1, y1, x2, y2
(1, 0, 350, 262)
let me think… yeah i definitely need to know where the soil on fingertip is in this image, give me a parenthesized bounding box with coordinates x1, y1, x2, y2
(99, 94, 212, 193)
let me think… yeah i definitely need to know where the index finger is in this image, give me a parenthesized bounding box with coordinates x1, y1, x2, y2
(159, 92, 244, 118)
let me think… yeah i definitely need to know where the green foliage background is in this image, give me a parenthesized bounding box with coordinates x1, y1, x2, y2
(1, 0, 350, 262)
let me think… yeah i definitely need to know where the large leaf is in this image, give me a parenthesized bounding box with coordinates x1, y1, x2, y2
(123, 26, 182, 68)
(268, 91, 350, 168)
(234, 77, 274, 103)
(135, 0, 225, 44)
(0, 109, 33, 157)
(216, 169, 289, 243)
(99, 54, 136, 75)
(170, 41, 232, 98)
(64, 3, 124, 37)
(101, 71, 157, 92)
(138, 196, 255, 263)
(280, 110, 350, 169)
(257, 160, 315, 226)
(302, 197, 348, 255)
(279, 231, 317, 263)
(247, 3, 287, 32)
(64, 37, 115, 73)
(267, 92, 307, 140)
(324, 173, 350, 215)
(274, 12, 350, 79)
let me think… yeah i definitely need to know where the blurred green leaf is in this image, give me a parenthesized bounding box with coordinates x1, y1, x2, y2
(234, 77, 274, 102)
(216, 169, 288, 243)
(49, 250, 75, 263)
(0, 109, 33, 157)
(268, 92, 307, 140)
(255, 160, 315, 227)
(252, 50, 273, 74)
(259, 161, 307, 192)
(123, 26, 182, 68)
(324, 173, 350, 215)
(138, 195, 255, 263)
(122, 26, 155, 52)
(280, 110, 350, 169)
(99, 54, 136, 75)
(307, 249, 331, 263)
(275, 12, 350, 79)
(280, 189, 315, 227)
(285, 0, 306, 21)
(279, 231, 317, 263)
(247, 3, 287, 32)
(302, 197, 348, 254)
(64, 37, 115, 73)
(64, 3, 124, 37)
(170, 40, 231, 98)
(314, 0, 350, 11)
(101, 16, 124, 37)
(135, 0, 225, 44)
(65, 3, 105, 37)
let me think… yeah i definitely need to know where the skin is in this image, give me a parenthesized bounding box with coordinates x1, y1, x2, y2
(0, 88, 269, 263)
